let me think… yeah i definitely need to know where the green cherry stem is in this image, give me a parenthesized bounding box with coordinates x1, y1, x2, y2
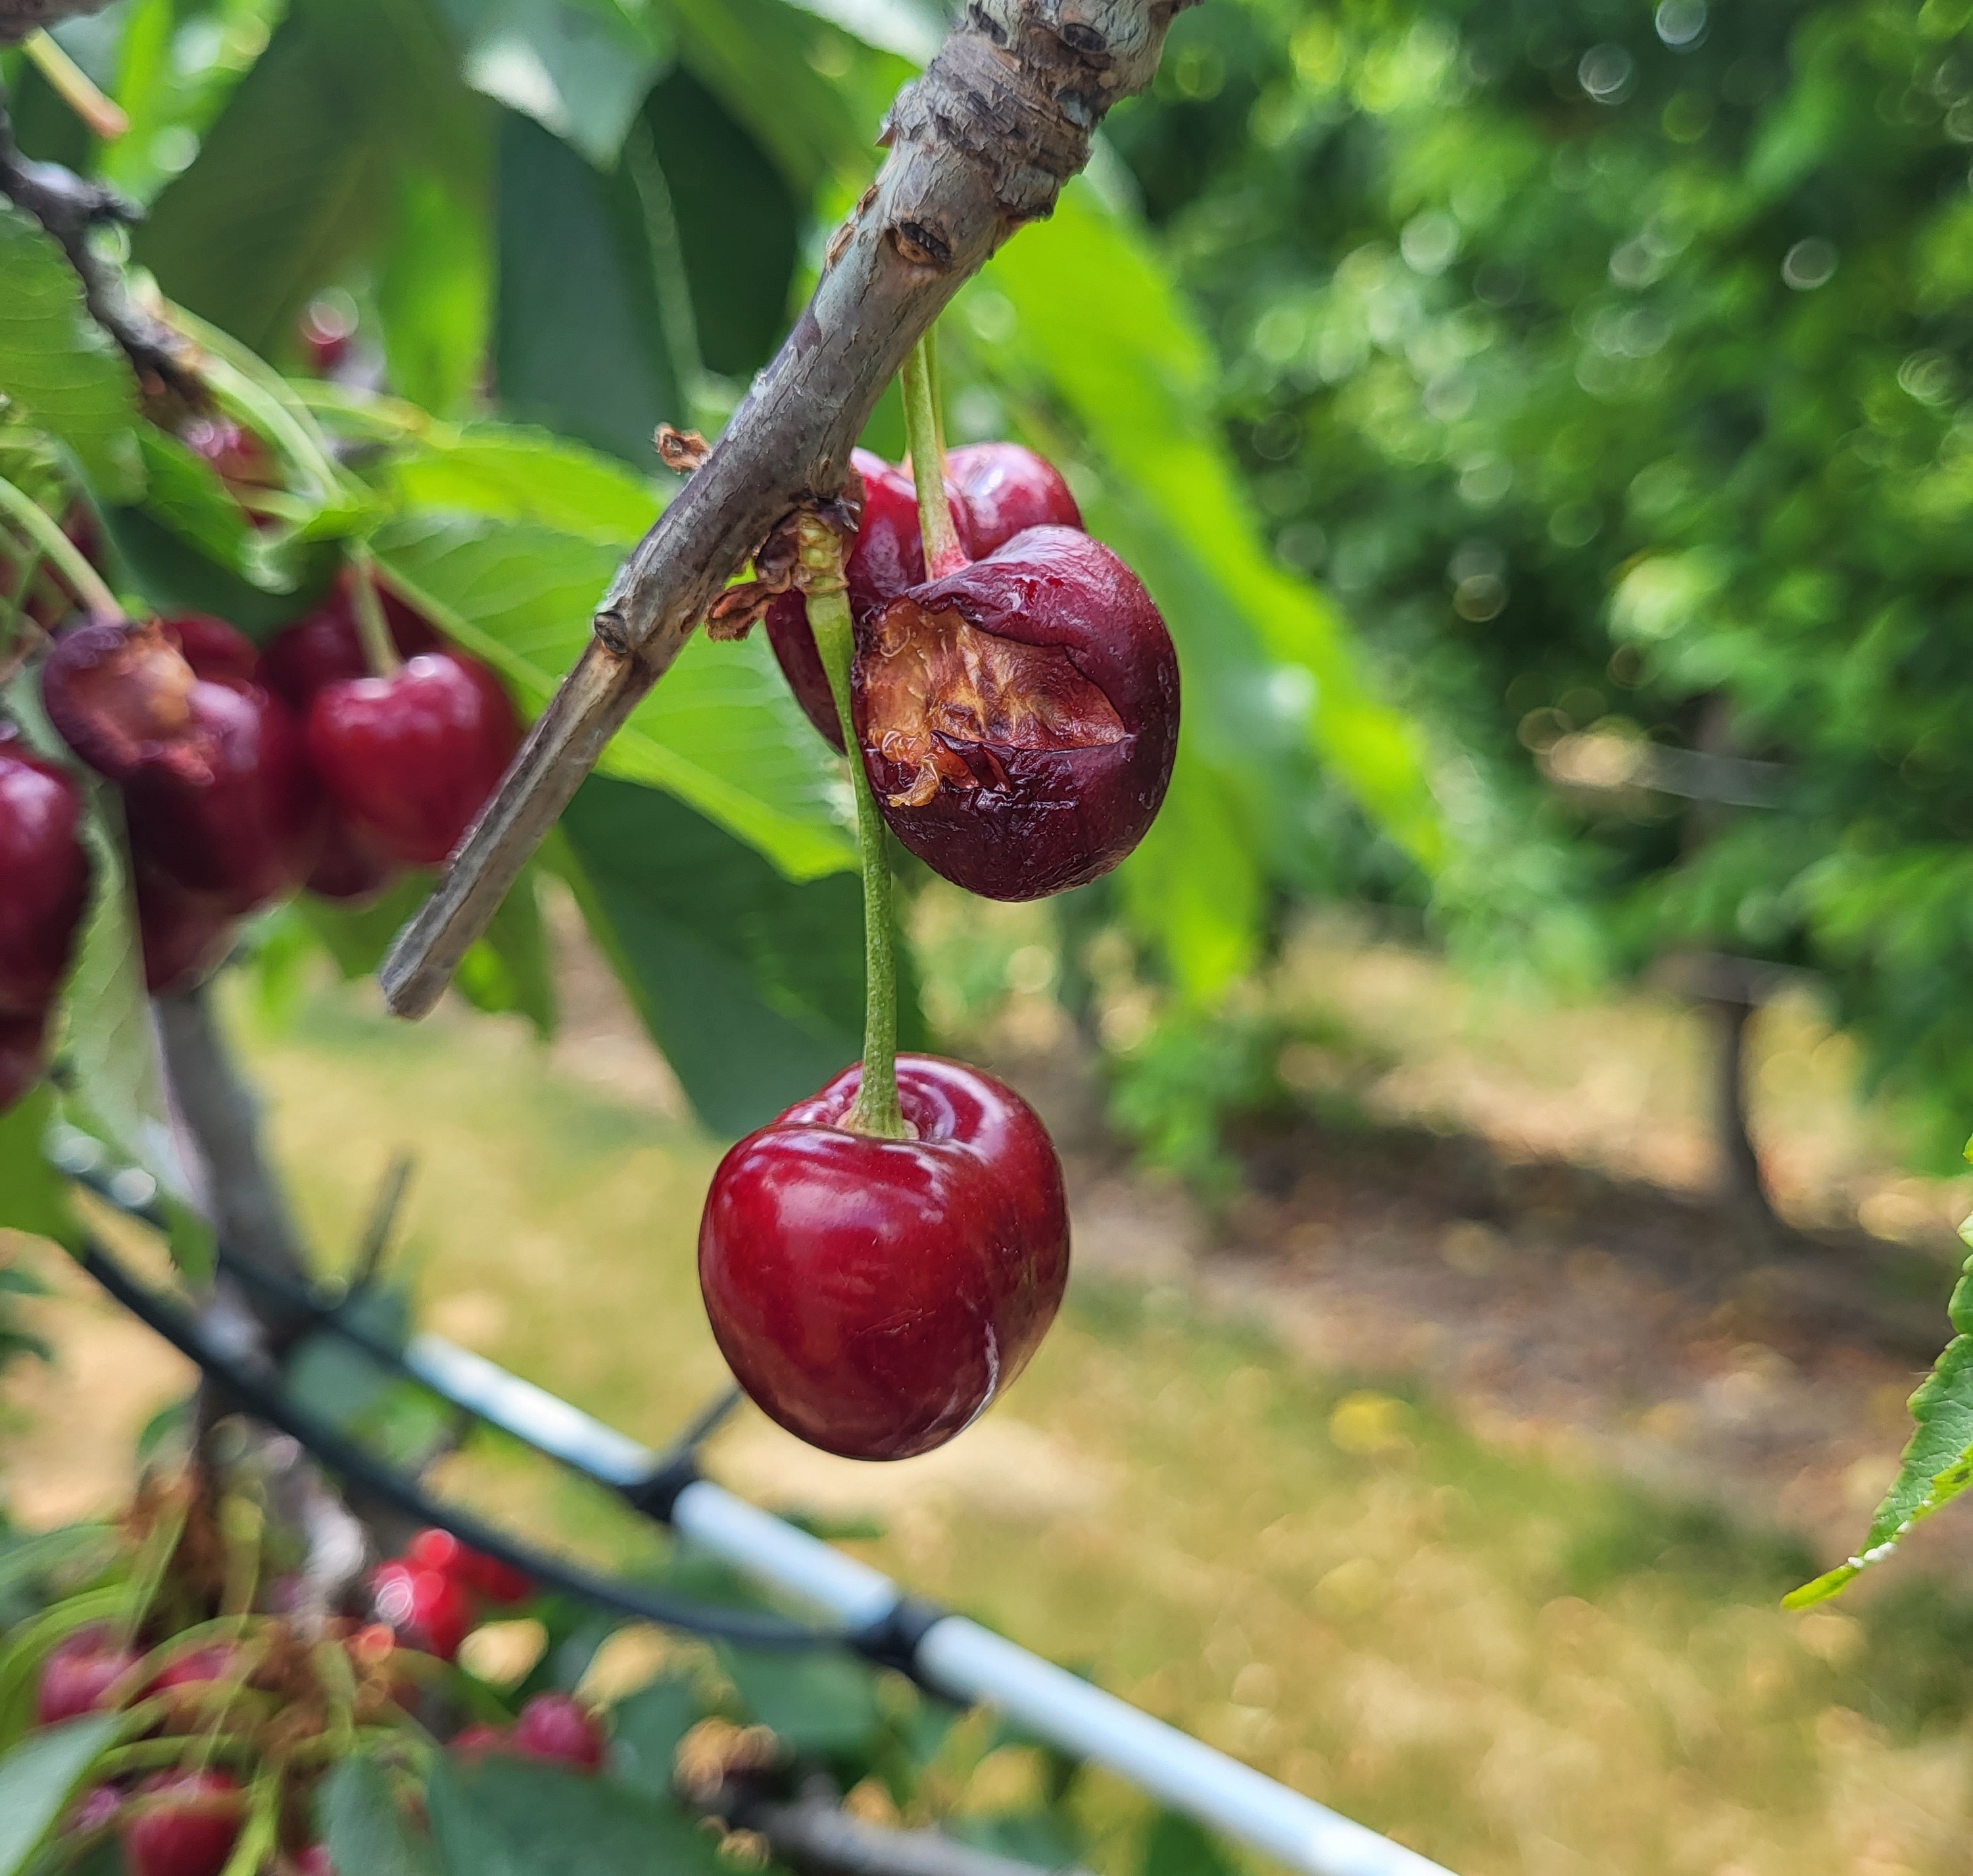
(800, 513, 909, 1141)
(0, 476, 121, 619)
(345, 545, 402, 678)
(900, 333, 966, 580)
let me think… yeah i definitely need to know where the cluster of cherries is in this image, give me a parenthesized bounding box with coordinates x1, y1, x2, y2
(700, 424, 1180, 1464)
(0, 556, 517, 1118)
(33, 1527, 595, 1876)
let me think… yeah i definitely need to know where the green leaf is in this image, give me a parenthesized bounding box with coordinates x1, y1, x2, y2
(0, 1087, 74, 1249)
(606, 1673, 700, 1800)
(319, 1756, 439, 1876)
(0, 1715, 121, 1876)
(443, 0, 673, 168)
(384, 421, 664, 546)
(1789, 1232, 1973, 1607)
(0, 207, 143, 502)
(553, 778, 913, 1137)
(1142, 1811, 1241, 1876)
(427, 1752, 723, 1875)
(454, 864, 557, 1039)
(372, 511, 854, 880)
(641, 70, 798, 379)
(295, 872, 435, 980)
(136, 0, 484, 355)
(376, 150, 494, 420)
(99, 503, 341, 641)
(0, 1525, 116, 1609)
(720, 1644, 881, 1755)
(493, 109, 683, 464)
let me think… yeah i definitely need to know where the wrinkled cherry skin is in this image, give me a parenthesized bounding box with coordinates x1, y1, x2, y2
(0, 1012, 49, 1116)
(41, 618, 325, 916)
(766, 451, 930, 751)
(946, 443, 1083, 558)
(856, 527, 1179, 902)
(305, 653, 519, 868)
(699, 1055, 1069, 1460)
(0, 742, 87, 1017)
(512, 1693, 605, 1770)
(35, 1627, 141, 1725)
(120, 1771, 242, 1876)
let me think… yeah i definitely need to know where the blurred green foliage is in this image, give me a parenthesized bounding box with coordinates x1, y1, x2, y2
(1108, 0, 1973, 1164)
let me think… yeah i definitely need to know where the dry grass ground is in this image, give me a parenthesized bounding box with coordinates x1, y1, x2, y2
(7, 920, 1973, 1875)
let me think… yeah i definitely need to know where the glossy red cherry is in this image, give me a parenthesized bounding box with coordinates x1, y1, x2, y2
(766, 450, 937, 750)
(512, 1693, 605, 1771)
(35, 1626, 141, 1725)
(262, 581, 439, 712)
(699, 1055, 1069, 1460)
(405, 1528, 533, 1605)
(945, 443, 1083, 558)
(0, 741, 86, 1017)
(305, 653, 519, 868)
(369, 1560, 475, 1661)
(0, 1011, 49, 1116)
(120, 1771, 242, 1876)
(41, 618, 325, 916)
(855, 527, 1179, 901)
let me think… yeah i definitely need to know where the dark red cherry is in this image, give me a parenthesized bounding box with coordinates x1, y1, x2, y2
(35, 1626, 141, 1725)
(404, 1528, 533, 1605)
(41, 618, 325, 916)
(0, 741, 87, 1017)
(304, 653, 518, 868)
(945, 443, 1083, 558)
(512, 1693, 604, 1771)
(120, 1771, 242, 1876)
(135, 872, 238, 997)
(294, 1846, 335, 1876)
(765, 450, 935, 750)
(369, 1560, 475, 1661)
(698, 1054, 1069, 1460)
(0, 1011, 49, 1116)
(855, 527, 1179, 901)
(179, 415, 276, 494)
(262, 580, 439, 712)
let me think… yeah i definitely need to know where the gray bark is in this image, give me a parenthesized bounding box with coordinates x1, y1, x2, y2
(379, 0, 1193, 1020)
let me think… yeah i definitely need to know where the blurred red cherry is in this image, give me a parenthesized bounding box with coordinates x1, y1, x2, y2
(36, 1626, 141, 1725)
(0, 740, 87, 1018)
(65, 1785, 122, 1836)
(41, 618, 324, 916)
(450, 1721, 509, 1760)
(121, 1771, 242, 1876)
(699, 1055, 1069, 1460)
(305, 653, 518, 868)
(405, 1528, 533, 1605)
(262, 580, 439, 713)
(369, 1560, 474, 1662)
(512, 1692, 604, 1771)
(135, 872, 239, 997)
(293, 1846, 335, 1876)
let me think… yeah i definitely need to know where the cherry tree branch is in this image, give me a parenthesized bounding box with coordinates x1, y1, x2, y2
(379, 0, 1194, 1020)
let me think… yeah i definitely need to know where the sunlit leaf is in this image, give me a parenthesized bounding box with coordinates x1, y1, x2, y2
(0, 207, 143, 502)
(0, 1087, 74, 1249)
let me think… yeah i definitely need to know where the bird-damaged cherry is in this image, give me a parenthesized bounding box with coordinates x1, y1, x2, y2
(854, 526, 1179, 901)
(40, 616, 324, 918)
(698, 1054, 1069, 1460)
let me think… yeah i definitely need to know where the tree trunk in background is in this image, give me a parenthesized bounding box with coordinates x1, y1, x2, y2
(1707, 992, 1785, 1248)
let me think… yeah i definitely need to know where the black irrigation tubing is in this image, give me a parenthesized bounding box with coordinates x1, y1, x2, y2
(75, 1232, 855, 1654)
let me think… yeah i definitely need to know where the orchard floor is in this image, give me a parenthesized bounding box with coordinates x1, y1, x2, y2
(9, 919, 1973, 1876)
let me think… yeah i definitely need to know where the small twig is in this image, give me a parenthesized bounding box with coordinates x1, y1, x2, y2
(21, 30, 126, 139)
(714, 1777, 1087, 1876)
(350, 1152, 414, 1292)
(0, 81, 199, 395)
(379, 0, 1195, 1020)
